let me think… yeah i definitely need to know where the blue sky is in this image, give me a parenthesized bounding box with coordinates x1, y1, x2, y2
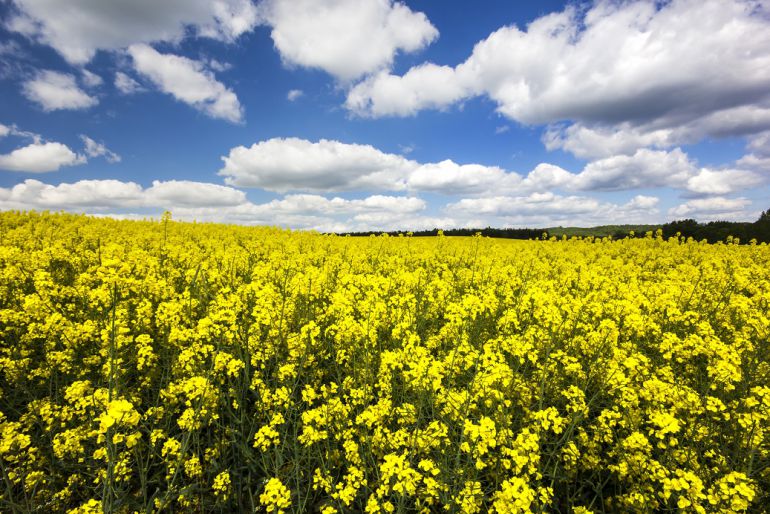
(1, 0, 769, 231)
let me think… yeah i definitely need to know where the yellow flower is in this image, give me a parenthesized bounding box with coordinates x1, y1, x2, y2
(492, 477, 535, 514)
(213, 470, 232, 500)
(260, 477, 292, 513)
(97, 399, 140, 434)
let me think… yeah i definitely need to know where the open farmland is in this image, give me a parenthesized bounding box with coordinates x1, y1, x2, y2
(1, 212, 769, 513)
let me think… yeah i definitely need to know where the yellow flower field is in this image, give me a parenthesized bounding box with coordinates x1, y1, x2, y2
(1, 211, 769, 513)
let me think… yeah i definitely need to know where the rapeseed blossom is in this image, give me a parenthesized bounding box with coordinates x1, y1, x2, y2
(0, 212, 768, 511)
(260, 477, 291, 513)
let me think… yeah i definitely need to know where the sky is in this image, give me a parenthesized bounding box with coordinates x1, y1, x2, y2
(0, 0, 769, 231)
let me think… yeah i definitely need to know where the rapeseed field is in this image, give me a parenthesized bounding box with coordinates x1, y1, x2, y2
(0, 211, 768, 513)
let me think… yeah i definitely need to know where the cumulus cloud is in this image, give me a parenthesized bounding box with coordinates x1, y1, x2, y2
(22, 70, 98, 111)
(685, 168, 764, 196)
(165, 193, 430, 231)
(80, 135, 121, 163)
(144, 180, 246, 207)
(128, 44, 243, 123)
(405, 160, 521, 195)
(446, 191, 662, 228)
(517, 148, 764, 196)
(736, 153, 770, 173)
(346, 0, 770, 158)
(287, 89, 303, 101)
(0, 179, 144, 207)
(358, 193, 663, 231)
(346, 64, 467, 116)
(219, 138, 416, 192)
(219, 138, 531, 195)
(0, 177, 432, 231)
(545, 106, 770, 159)
(0, 179, 247, 210)
(114, 72, 144, 94)
(736, 130, 770, 172)
(6, 0, 258, 64)
(449, 193, 602, 218)
(219, 138, 763, 197)
(571, 148, 696, 191)
(0, 124, 123, 172)
(245, 193, 424, 216)
(542, 123, 680, 160)
(625, 194, 659, 210)
(256, 0, 438, 81)
(2, 176, 752, 230)
(0, 142, 85, 172)
(668, 197, 754, 220)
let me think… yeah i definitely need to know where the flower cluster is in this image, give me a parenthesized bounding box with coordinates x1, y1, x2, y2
(0, 211, 768, 512)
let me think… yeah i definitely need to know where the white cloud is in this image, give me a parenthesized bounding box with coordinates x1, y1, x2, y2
(219, 137, 533, 195)
(625, 194, 659, 210)
(514, 148, 763, 196)
(542, 123, 680, 160)
(163, 198, 436, 231)
(144, 180, 246, 207)
(219, 138, 416, 192)
(219, 138, 764, 197)
(0, 177, 433, 231)
(517, 163, 575, 192)
(737, 130, 770, 171)
(668, 197, 753, 220)
(7, 0, 258, 64)
(22, 70, 97, 111)
(345, 0, 770, 158)
(287, 89, 303, 101)
(80, 69, 102, 87)
(3, 176, 754, 230)
(685, 168, 764, 196)
(347, 64, 467, 116)
(405, 160, 520, 195)
(0, 125, 119, 171)
(80, 135, 121, 163)
(257, 0, 438, 81)
(0, 178, 247, 210)
(736, 153, 770, 173)
(446, 191, 662, 228)
(0, 141, 85, 172)
(449, 193, 602, 217)
(128, 44, 243, 123)
(346, 213, 456, 232)
(545, 106, 770, 159)
(114, 72, 144, 94)
(246, 193, 424, 216)
(571, 148, 696, 191)
(1, 179, 143, 207)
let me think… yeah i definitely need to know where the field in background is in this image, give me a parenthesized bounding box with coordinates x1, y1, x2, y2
(1, 211, 769, 513)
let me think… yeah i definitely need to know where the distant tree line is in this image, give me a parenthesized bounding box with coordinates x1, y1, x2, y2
(339, 227, 544, 239)
(337, 209, 770, 244)
(659, 209, 770, 243)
